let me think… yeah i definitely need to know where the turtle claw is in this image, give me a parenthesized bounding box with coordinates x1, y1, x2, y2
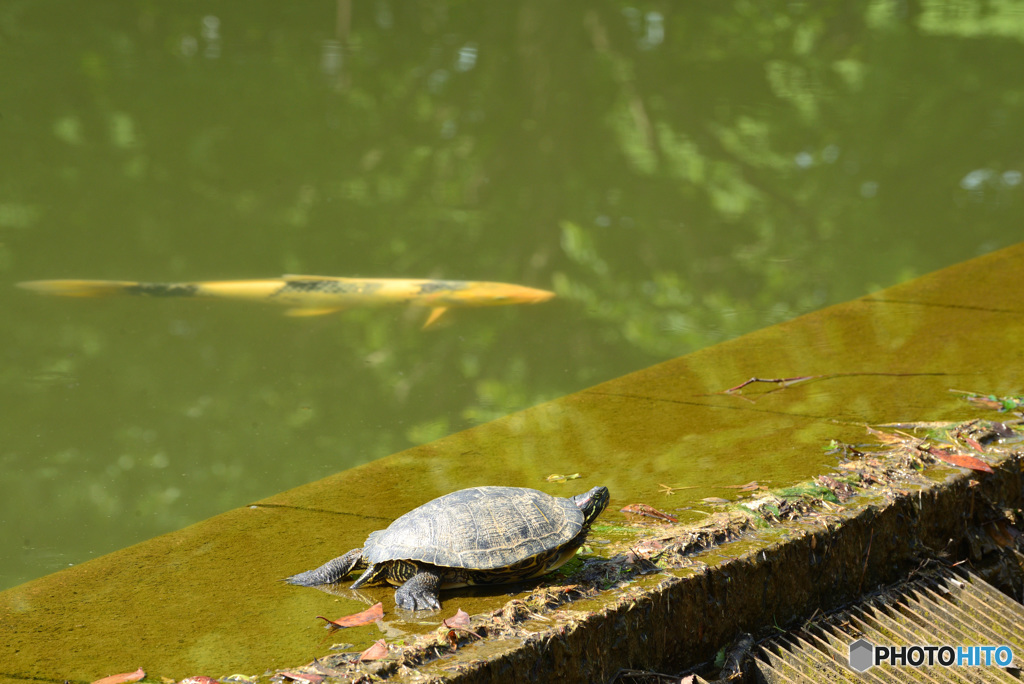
(395, 591, 441, 611)
(396, 593, 441, 611)
(394, 570, 442, 611)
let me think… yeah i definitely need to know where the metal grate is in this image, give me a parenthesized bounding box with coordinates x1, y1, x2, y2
(753, 567, 1024, 683)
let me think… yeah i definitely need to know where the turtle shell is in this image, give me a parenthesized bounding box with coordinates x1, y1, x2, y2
(361, 486, 585, 571)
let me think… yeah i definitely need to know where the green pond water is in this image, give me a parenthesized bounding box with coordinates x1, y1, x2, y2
(1, 0, 1023, 597)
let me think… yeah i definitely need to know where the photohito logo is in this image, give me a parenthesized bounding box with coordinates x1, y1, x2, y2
(849, 638, 1014, 672)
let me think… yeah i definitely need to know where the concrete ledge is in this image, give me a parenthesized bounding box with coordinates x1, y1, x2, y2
(281, 421, 1024, 683)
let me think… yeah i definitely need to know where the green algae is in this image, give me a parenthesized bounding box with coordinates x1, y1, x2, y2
(3, 243, 1024, 680)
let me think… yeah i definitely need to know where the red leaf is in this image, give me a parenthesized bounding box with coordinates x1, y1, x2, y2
(91, 668, 145, 684)
(358, 638, 388, 662)
(620, 503, 678, 522)
(927, 448, 994, 474)
(963, 436, 984, 452)
(443, 608, 471, 630)
(316, 602, 383, 629)
(967, 396, 1005, 411)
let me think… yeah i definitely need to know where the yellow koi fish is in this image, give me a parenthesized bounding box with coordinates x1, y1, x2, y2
(17, 275, 555, 327)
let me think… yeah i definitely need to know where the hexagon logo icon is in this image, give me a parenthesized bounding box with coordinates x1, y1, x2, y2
(849, 638, 875, 672)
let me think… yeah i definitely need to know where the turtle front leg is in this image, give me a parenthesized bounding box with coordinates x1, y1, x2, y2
(394, 568, 442, 611)
(285, 548, 365, 586)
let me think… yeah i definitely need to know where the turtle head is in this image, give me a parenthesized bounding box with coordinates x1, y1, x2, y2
(573, 486, 610, 526)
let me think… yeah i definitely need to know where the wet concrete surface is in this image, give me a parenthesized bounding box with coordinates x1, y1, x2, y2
(2, 242, 1023, 682)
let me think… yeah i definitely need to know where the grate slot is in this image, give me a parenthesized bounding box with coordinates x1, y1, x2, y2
(769, 634, 845, 682)
(752, 646, 803, 684)
(801, 624, 889, 684)
(818, 623, 893, 684)
(785, 632, 859, 683)
(756, 641, 817, 683)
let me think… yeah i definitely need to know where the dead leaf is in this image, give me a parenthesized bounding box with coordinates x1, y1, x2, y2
(723, 481, 765, 492)
(620, 503, 678, 522)
(358, 638, 388, 662)
(316, 602, 383, 629)
(701, 497, 730, 504)
(637, 539, 665, 553)
(986, 521, 1016, 548)
(991, 422, 1016, 438)
(306, 658, 346, 677)
(962, 436, 984, 452)
(866, 426, 903, 444)
(92, 668, 145, 684)
(443, 608, 471, 630)
(545, 472, 581, 482)
(440, 607, 483, 647)
(966, 395, 1005, 410)
(926, 447, 994, 474)
(954, 390, 1024, 412)
(816, 475, 854, 502)
(278, 672, 324, 684)
(444, 629, 459, 649)
(180, 678, 220, 684)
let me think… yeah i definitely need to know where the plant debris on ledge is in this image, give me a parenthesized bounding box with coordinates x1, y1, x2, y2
(181, 415, 1024, 684)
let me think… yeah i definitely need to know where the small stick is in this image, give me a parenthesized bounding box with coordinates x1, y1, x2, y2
(722, 375, 819, 394)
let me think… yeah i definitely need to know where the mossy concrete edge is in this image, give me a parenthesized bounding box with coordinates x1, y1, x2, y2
(391, 447, 1024, 683)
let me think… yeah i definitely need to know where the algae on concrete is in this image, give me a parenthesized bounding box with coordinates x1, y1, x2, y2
(2, 243, 1024, 681)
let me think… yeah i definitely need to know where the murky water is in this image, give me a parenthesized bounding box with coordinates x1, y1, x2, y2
(1, 2, 1022, 593)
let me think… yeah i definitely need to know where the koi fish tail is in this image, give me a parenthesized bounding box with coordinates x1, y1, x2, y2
(422, 307, 449, 328)
(18, 278, 301, 304)
(16, 279, 155, 298)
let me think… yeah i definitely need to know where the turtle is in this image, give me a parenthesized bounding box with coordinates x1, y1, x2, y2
(285, 485, 609, 610)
